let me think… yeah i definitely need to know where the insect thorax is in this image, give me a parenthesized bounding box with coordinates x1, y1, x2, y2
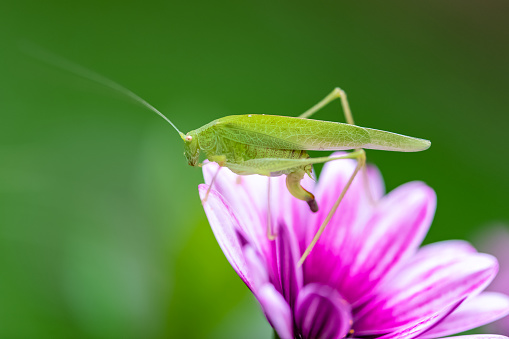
(197, 125, 310, 176)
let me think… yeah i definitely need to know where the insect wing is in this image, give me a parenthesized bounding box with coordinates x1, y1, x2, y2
(214, 115, 368, 151)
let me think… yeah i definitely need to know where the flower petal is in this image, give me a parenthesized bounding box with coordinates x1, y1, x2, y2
(477, 226, 509, 334)
(439, 336, 509, 339)
(478, 226, 509, 296)
(413, 240, 477, 260)
(376, 301, 462, 339)
(198, 184, 252, 289)
(327, 181, 436, 305)
(203, 163, 315, 275)
(294, 283, 352, 339)
(267, 174, 315, 251)
(306, 155, 382, 254)
(202, 164, 268, 253)
(276, 221, 303, 309)
(420, 292, 509, 338)
(354, 247, 499, 334)
(304, 158, 382, 293)
(257, 284, 293, 339)
(244, 245, 269, 293)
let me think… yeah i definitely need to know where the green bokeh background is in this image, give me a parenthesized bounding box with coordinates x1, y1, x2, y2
(1, 1, 508, 338)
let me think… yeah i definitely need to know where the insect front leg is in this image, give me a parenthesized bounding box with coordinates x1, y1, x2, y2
(208, 155, 227, 167)
(202, 166, 222, 204)
(299, 87, 355, 125)
(202, 155, 228, 204)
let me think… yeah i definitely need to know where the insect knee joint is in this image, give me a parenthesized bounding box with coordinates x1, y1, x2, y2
(333, 87, 346, 98)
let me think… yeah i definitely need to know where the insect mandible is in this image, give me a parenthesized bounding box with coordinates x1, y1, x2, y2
(32, 49, 430, 265)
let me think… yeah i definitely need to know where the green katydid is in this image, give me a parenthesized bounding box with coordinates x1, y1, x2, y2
(28, 47, 430, 265)
(184, 89, 429, 264)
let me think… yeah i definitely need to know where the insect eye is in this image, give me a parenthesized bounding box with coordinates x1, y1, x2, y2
(185, 135, 193, 141)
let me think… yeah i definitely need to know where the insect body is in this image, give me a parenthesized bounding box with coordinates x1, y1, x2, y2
(31, 47, 430, 264)
(184, 113, 430, 212)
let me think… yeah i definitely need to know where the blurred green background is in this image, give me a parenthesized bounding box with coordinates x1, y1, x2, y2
(1, 1, 508, 338)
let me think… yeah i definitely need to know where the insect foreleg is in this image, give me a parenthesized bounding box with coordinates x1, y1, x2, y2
(209, 155, 227, 167)
(202, 166, 222, 204)
(298, 149, 366, 266)
(299, 87, 355, 125)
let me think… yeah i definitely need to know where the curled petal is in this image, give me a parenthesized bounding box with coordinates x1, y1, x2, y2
(198, 185, 252, 289)
(257, 284, 293, 339)
(294, 283, 352, 339)
(420, 292, 509, 338)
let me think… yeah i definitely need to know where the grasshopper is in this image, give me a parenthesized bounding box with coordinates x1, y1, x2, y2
(29, 47, 430, 264)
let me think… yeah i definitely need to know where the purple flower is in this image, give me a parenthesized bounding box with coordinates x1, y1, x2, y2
(199, 153, 509, 339)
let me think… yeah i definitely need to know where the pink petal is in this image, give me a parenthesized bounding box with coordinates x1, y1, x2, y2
(202, 164, 268, 254)
(202, 163, 315, 273)
(266, 174, 315, 251)
(276, 221, 303, 309)
(198, 185, 253, 289)
(257, 284, 293, 339)
(477, 226, 509, 296)
(316, 181, 436, 306)
(354, 247, 499, 334)
(413, 240, 477, 260)
(318, 152, 385, 203)
(294, 283, 352, 339)
(477, 226, 509, 335)
(304, 158, 383, 293)
(376, 301, 462, 339)
(306, 155, 383, 254)
(420, 292, 509, 338)
(439, 336, 509, 339)
(244, 245, 269, 293)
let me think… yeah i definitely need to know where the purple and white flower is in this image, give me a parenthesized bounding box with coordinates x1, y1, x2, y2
(199, 153, 509, 339)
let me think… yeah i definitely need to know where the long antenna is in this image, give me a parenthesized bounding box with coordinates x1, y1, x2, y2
(20, 42, 185, 139)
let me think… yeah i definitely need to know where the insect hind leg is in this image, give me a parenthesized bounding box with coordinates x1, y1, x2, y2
(299, 87, 355, 125)
(298, 149, 366, 266)
(266, 178, 277, 240)
(300, 88, 376, 206)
